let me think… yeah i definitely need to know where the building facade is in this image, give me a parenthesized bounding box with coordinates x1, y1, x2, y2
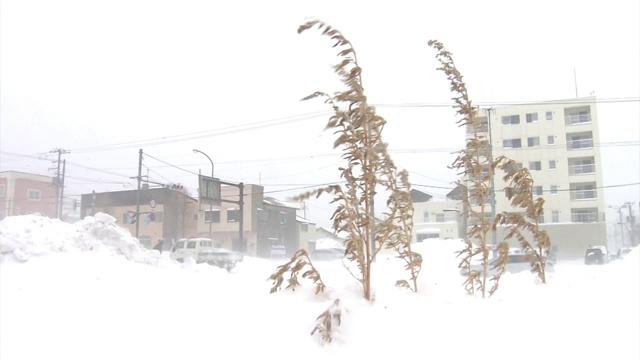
(193, 183, 300, 258)
(411, 188, 465, 242)
(0, 171, 58, 219)
(80, 186, 199, 249)
(475, 96, 607, 258)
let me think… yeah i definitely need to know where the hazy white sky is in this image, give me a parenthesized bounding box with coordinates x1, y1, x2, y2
(1, 0, 639, 228)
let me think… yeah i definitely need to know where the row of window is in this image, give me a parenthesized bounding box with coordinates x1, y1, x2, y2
(422, 207, 599, 224)
(501, 111, 553, 125)
(503, 135, 593, 150)
(500, 111, 590, 125)
(504, 158, 595, 174)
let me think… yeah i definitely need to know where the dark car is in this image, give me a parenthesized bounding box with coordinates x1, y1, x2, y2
(584, 247, 605, 265)
(310, 248, 345, 261)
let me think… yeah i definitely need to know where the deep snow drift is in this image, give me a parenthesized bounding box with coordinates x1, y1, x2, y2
(1, 213, 638, 360)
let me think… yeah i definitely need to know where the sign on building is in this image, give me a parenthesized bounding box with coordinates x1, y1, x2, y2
(198, 175, 222, 206)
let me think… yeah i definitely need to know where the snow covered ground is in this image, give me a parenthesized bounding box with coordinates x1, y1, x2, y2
(1, 213, 638, 360)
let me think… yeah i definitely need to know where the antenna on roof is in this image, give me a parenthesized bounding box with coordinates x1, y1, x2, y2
(573, 67, 578, 98)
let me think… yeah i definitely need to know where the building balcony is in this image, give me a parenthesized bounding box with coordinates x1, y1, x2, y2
(564, 105, 592, 126)
(566, 138, 593, 151)
(568, 163, 596, 175)
(565, 113, 591, 125)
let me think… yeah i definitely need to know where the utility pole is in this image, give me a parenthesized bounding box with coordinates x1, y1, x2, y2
(626, 202, 635, 247)
(483, 107, 497, 245)
(617, 206, 625, 250)
(239, 182, 245, 252)
(49, 148, 69, 219)
(59, 160, 66, 220)
(135, 149, 143, 239)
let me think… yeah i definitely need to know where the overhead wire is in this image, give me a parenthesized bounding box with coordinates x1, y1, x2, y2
(14, 96, 636, 156)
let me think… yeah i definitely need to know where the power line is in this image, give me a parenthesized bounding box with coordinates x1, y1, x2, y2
(67, 110, 333, 154)
(374, 97, 640, 109)
(10, 96, 635, 157)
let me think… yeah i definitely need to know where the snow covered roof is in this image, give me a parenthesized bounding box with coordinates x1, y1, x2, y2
(296, 216, 315, 224)
(263, 197, 299, 209)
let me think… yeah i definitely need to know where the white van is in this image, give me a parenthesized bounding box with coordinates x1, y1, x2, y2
(170, 237, 217, 262)
(170, 238, 243, 269)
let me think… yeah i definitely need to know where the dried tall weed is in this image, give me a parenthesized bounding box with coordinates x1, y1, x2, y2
(294, 19, 421, 300)
(310, 299, 343, 343)
(267, 249, 326, 295)
(495, 157, 552, 283)
(428, 39, 509, 297)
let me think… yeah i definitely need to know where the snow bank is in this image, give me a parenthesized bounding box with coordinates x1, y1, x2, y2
(0, 213, 165, 266)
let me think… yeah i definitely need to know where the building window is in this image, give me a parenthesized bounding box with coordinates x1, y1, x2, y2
(505, 162, 523, 173)
(533, 186, 543, 196)
(546, 111, 553, 120)
(549, 160, 556, 170)
(547, 136, 555, 145)
(526, 113, 538, 123)
(0, 184, 4, 197)
(501, 115, 520, 125)
(567, 111, 591, 125)
(529, 161, 542, 171)
(503, 139, 522, 148)
(527, 137, 540, 147)
(227, 209, 240, 222)
(569, 158, 595, 175)
(423, 211, 429, 223)
(571, 183, 597, 200)
(205, 209, 220, 223)
(571, 208, 598, 223)
(550, 185, 558, 195)
(417, 233, 439, 242)
(567, 133, 594, 150)
(27, 189, 41, 201)
(538, 214, 544, 223)
(435, 214, 445, 223)
(552, 210, 559, 223)
(301, 223, 308, 232)
(279, 212, 287, 225)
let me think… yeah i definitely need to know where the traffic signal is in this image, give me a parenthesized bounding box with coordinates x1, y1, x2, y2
(129, 213, 137, 224)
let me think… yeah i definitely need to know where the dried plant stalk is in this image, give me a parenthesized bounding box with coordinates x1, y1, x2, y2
(267, 249, 326, 295)
(310, 299, 343, 343)
(488, 241, 510, 296)
(428, 39, 509, 298)
(495, 157, 552, 283)
(294, 19, 421, 299)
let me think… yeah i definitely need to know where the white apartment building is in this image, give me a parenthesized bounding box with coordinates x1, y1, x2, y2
(477, 96, 606, 258)
(412, 96, 607, 259)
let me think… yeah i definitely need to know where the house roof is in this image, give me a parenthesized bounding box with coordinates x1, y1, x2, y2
(263, 196, 299, 209)
(296, 216, 315, 224)
(446, 184, 464, 201)
(410, 189, 433, 203)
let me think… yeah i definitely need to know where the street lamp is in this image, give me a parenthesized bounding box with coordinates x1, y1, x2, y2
(193, 149, 214, 240)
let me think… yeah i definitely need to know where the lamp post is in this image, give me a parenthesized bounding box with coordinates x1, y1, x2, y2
(193, 149, 214, 240)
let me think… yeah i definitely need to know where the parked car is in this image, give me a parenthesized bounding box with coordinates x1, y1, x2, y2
(466, 247, 555, 276)
(584, 246, 607, 265)
(170, 238, 243, 270)
(310, 248, 345, 261)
